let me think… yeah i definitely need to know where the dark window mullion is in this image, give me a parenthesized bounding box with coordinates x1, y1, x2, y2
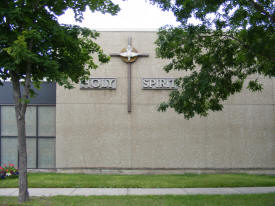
(1, 136, 37, 138)
(36, 106, 38, 169)
(0, 105, 2, 166)
(17, 106, 19, 168)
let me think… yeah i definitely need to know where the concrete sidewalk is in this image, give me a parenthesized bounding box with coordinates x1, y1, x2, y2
(1, 187, 275, 196)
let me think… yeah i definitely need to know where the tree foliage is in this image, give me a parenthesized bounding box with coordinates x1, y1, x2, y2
(150, 0, 275, 119)
(0, 0, 120, 87)
(0, 0, 119, 202)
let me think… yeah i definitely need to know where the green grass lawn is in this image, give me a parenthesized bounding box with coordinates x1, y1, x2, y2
(1, 194, 275, 206)
(1, 173, 275, 188)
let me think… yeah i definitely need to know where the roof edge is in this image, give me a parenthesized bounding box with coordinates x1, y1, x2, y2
(91, 28, 158, 32)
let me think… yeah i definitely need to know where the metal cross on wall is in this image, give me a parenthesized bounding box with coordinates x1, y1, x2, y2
(110, 37, 149, 113)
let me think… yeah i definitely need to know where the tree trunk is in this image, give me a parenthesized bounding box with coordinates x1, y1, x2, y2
(16, 107, 29, 202)
(11, 74, 30, 202)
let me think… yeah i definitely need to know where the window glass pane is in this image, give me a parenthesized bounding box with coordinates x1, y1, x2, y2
(25, 106, 36, 136)
(1, 106, 17, 136)
(38, 138, 55, 168)
(1, 106, 36, 136)
(27, 138, 36, 168)
(1, 137, 18, 167)
(38, 107, 56, 136)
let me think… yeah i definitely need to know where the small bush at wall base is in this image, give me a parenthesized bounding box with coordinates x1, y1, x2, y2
(0, 164, 19, 180)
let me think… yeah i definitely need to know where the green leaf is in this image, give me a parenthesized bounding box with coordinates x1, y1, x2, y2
(152, 0, 274, 118)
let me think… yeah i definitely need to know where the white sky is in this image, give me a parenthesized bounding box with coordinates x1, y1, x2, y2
(58, 0, 180, 29)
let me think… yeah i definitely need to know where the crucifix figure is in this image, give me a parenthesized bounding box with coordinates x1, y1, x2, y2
(111, 37, 149, 113)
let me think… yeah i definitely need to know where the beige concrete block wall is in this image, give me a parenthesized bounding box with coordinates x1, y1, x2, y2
(56, 31, 275, 173)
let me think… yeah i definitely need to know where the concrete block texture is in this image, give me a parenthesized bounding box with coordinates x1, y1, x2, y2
(56, 104, 132, 168)
(56, 31, 275, 171)
(225, 77, 274, 105)
(205, 105, 275, 168)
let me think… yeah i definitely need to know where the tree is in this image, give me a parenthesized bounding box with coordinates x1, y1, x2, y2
(150, 0, 275, 119)
(0, 0, 119, 202)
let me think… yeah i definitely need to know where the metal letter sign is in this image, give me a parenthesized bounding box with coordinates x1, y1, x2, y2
(111, 37, 149, 113)
(142, 78, 178, 90)
(80, 78, 116, 89)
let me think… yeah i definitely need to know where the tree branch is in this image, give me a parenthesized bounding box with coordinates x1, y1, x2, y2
(21, 65, 31, 115)
(199, 33, 275, 63)
(21, 38, 33, 115)
(247, 0, 275, 24)
(34, 0, 40, 12)
(11, 72, 22, 119)
(4, 0, 12, 31)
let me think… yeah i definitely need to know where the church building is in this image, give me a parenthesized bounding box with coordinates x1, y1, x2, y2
(0, 31, 274, 174)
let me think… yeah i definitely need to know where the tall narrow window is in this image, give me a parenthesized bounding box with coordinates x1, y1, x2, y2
(38, 106, 56, 168)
